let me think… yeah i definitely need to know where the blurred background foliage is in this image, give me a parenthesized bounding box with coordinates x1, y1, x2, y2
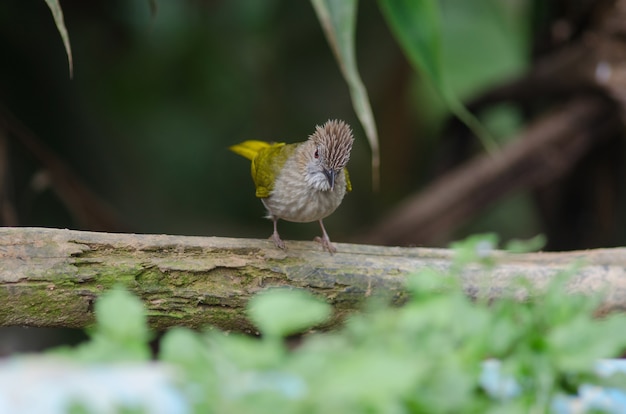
(1, 0, 625, 253)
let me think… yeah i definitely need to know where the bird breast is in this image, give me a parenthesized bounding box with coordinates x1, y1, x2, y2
(262, 154, 347, 223)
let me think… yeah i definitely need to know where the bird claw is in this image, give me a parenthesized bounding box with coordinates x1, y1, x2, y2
(314, 236, 337, 255)
(270, 232, 286, 250)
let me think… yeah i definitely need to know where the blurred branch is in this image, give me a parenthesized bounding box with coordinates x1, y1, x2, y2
(2, 227, 626, 332)
(0, 105, 122, 231)
(362, 98, 619, 245)
(465, 0, 626, 113)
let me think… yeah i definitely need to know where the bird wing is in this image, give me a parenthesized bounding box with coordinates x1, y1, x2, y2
(252, 143, 297, 198)
(344, 168, 352, 192)
(230, 140, 283, 198)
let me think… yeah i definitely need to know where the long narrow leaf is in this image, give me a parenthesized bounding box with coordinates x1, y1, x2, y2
(44, 0, 73, 78)
(379, 0, 496, 153)
(311, 0, 381, 190)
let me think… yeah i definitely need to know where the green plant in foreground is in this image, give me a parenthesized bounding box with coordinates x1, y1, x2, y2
(53, 235, 626, 413)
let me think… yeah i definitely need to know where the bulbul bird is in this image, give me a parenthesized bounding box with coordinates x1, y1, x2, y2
(230, 119, 354, 254)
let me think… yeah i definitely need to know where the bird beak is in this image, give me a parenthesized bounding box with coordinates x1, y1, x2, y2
(324, 169, 336, 190)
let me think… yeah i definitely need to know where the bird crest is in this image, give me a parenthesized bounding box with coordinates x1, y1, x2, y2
(309, 119, 354, 170)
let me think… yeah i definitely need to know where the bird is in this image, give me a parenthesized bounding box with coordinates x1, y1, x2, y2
(229, 119, 354, 254)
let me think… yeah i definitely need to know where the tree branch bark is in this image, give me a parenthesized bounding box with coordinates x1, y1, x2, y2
(2, 227, 626, 332)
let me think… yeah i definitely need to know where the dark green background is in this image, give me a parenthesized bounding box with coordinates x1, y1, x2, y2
(1, 0, 611, 248)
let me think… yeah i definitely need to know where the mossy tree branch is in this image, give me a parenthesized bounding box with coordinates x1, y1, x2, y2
(2, 227, 626, 332)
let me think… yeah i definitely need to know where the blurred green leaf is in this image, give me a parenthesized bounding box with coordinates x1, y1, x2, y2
(504, 234, 547, 253)
(378, 0, 497, 152)
(207, 331, 285, 369)
(52, 287, 151, 362)
(247, 289, 331, 338)
(310, 0, 380, 189)
(405, 268, 454, 298)
(160, 327, 210, 370)
(449, 232, 499, 267)
(549, 316, 626, 372)
(95, 287, 149, 344)
(379, 0, 442, 85)
(44, 0, 73, 78)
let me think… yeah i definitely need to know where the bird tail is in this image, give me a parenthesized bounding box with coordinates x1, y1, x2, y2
(229, 140, 271, 161)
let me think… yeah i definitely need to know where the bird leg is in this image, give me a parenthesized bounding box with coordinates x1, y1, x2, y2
(269, 217, 286, 250)
(314, 219, 337, 254)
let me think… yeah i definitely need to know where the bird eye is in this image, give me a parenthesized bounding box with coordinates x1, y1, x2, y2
(314, 149, 319, 159)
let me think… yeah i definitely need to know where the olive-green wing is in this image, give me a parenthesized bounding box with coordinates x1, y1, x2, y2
(344, 168, 352, 192)
(251, 143, 298, 198)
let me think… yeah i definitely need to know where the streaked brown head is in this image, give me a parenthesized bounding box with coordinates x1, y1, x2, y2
(301, 120, 354, 191)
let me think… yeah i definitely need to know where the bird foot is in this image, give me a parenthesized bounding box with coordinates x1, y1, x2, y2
(314, 236, 337, 255)
(269, 232, 286, 250)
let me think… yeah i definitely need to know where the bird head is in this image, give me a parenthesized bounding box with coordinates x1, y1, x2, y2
(301, 120, 354, 191)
